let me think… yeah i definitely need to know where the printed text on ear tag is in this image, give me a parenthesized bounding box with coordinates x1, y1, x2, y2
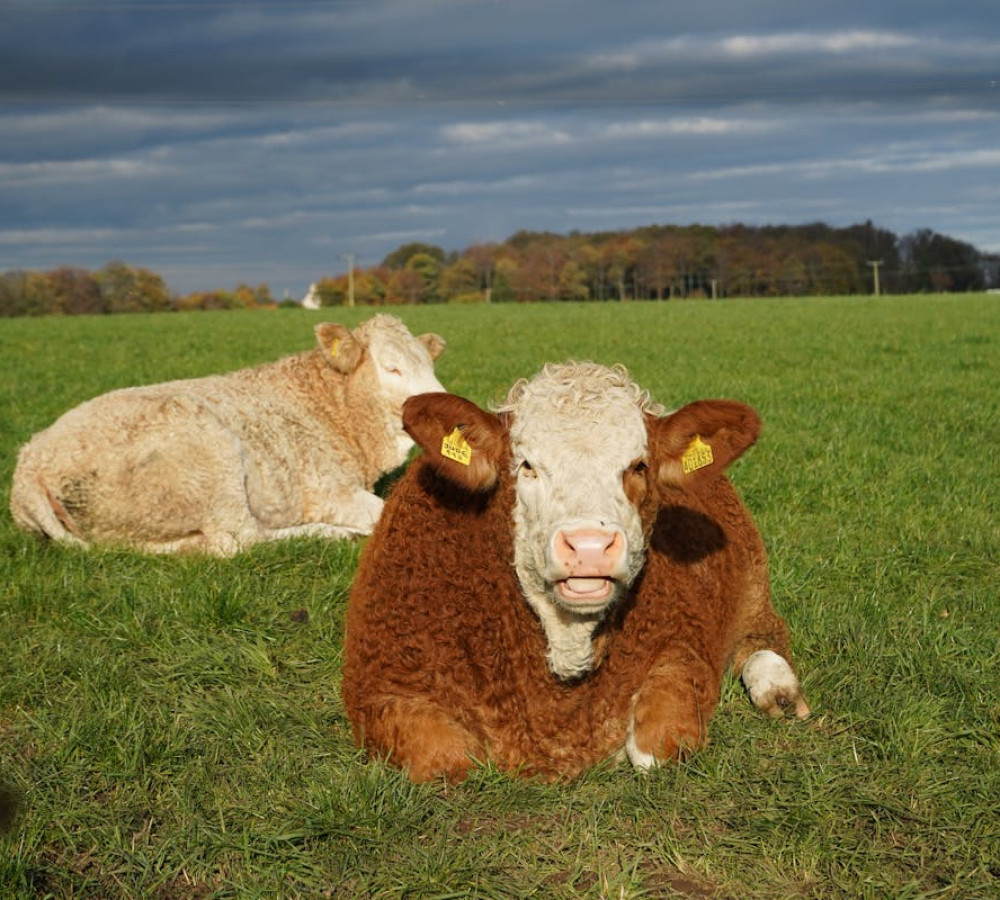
(441, 426, 472, 466)
(681, 435, 714, 474)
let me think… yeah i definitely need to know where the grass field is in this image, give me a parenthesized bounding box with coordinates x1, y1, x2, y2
(1, 296, 998, 898)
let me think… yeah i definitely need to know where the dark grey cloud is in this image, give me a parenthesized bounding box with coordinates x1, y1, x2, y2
(1, 0, 998, 294)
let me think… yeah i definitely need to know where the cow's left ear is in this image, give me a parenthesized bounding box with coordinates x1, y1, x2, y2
(418, 332, 446, 361)
(648, 400, 761, 489)
(403, 393, 505, 492)
(315, 323, 363, 373)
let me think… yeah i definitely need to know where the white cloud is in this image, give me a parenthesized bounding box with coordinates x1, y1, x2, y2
(441, 121, 573, 149)
(584, 28, 1000, 75)
(358, 227, 448, 244)
(603, 117, 783, 138)
(720, 30, 918, 57)
(254, 121, 396, 148)
(0, 226, 123, 247)
(0, 156, 169, 188)
(413, 174, 544, 197)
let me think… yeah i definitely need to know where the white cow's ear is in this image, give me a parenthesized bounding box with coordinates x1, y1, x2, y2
(315, 323, 363, 373)
(403, 393, 505, 492)
(648, 400, 761, 489)
(418, 332, 446, 361)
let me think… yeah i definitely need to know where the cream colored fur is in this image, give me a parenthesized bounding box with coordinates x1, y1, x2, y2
(10, 315, 444, 555)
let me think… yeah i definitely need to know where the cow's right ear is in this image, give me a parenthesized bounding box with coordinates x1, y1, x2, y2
(403, 393, 505, 492)
(648, 399, 761, 490)
(315, 323, 363, 373)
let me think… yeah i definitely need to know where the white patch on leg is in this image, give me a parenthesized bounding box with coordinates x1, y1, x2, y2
(741, 650, 809, 718)
(625, 699, 658, 773)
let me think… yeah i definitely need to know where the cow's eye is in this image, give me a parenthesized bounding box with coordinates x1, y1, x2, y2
(624, 459, 650, 504)
(383, 365, 402, 376)
(518, 460, 538, 479)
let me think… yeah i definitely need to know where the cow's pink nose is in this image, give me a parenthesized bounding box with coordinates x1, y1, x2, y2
(554, 528, 624, 571)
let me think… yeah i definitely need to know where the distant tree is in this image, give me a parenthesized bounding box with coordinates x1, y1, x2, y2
(602, 237, 643, 301)
(97, 261, 170, 313)
(780, 255, 808, 296)
(0, 271, 60, 317)
(492, 255, 518, 303)
(314, 276, 347, 306)
(804, 243, 861, 295)
(405, 252, 441, 302)
(176, 290, 239, 311)
(505, 245, 558, 301)
(243, 283, 274, 306)
(572, 243, 607, 300)
(386, 267, 424, 304)
(352, 267, 388, 305)
(48, 267, 104, 315)
(383, 242, 446, 269)
(557, 259, 589, 301)
(464, 243, 500, 302)
(0, 273, 21, 317)
(899, 229, 984, 293)
(636, 238, 678, 300)
(438, 257, 479, 302)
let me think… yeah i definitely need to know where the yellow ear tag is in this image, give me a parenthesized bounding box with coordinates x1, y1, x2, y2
(681, 435, 714, 474)
(441, 426, 472, 466)
(329, 338, 341, 359)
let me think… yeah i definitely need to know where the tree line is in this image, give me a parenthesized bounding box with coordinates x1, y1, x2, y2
(2, 221, 996, 317)
(316, 221, 996, 305)
(0, 261, 279, 318)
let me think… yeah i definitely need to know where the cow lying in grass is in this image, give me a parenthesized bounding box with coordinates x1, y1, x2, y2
(11, 315, 445, 556)
(342, 361, 809, 781)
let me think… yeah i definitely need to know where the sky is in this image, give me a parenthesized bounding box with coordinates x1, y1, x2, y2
(1, 0, 998, 298)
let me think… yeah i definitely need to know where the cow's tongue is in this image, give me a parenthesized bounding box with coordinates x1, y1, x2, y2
(558, 577, 614, 602)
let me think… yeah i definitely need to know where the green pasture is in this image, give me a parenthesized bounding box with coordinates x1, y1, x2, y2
(1, 296, 998, 898)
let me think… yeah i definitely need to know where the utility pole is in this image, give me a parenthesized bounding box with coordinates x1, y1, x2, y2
(866, 260, 883, 297)
(341, 253, 357, 307)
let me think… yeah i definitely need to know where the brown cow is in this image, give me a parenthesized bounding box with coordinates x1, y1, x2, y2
(342, 362, 808, 781)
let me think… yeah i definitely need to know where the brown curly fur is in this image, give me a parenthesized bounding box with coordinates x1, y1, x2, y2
(341, 391, 801, 782)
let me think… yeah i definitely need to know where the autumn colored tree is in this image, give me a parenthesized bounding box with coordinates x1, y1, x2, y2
(382, 243, 446, 270)
(636, 238, 678, 300)
(386, 267, 424, 304)
(557, 259, 589, 301)
(438, 256, 480, 302)
(97, 261, 170, 313)
(0, 271, 59, 317)
(464, 243, 500, 302)
(352, 266, 388, 305)
(404, 253, 441, 303)
(48, 267, 104, 315)
(313, 276, 347, 306)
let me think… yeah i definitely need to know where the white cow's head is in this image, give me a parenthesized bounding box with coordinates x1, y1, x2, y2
(403, 362, 760, 680)
(316, 315, 446, 465)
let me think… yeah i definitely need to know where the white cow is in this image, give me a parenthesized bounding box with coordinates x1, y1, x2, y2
(10, 314, 445, 555)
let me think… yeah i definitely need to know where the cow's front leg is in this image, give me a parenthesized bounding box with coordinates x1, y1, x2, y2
(739, 650, 810, 719)
(359, 696, 479, 783)
(328, 489, 384, 534)
(625, 655, 720, 772)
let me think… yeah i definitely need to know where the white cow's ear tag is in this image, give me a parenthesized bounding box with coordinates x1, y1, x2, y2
(681, 434, 714, 474)
(441, 426, 472, 466)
